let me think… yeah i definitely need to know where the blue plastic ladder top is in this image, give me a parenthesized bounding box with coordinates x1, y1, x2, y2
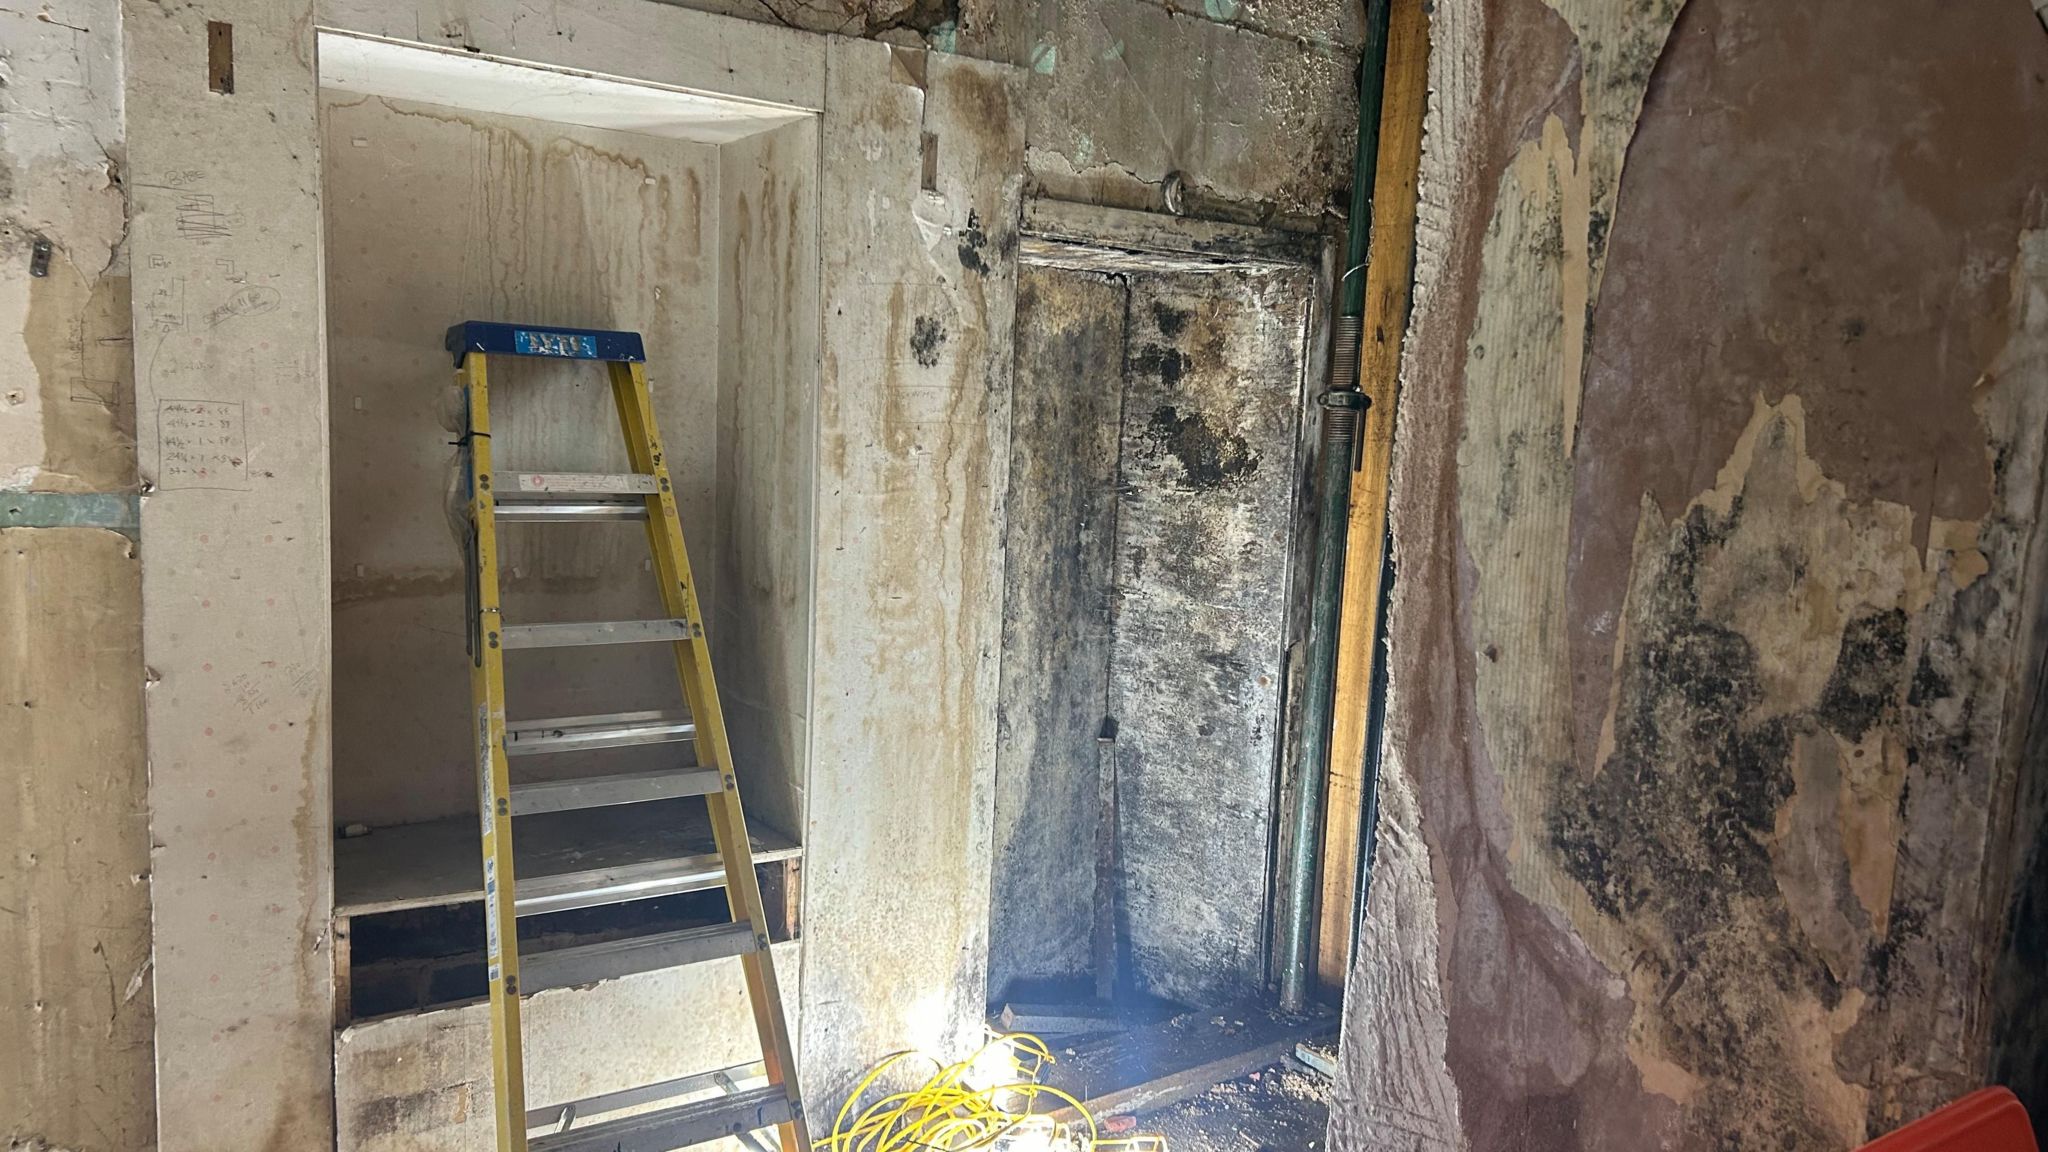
(445, 321, 647, 367)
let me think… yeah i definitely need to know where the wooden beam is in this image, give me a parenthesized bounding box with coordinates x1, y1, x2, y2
(333, 916, 353, 1028)
(1317, 0, 1432, 991)
(760, 859, 803, 944)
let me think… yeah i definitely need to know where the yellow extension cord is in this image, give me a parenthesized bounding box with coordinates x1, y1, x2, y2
(815, 1032, 1165, 1152)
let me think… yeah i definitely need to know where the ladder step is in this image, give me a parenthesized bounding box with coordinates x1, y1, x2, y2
(526, 1062, 763, 1132)
(510, 768, 722, 817)
(502, 620, 692, 649)
(516, 855, 729, 918)
(501, 472, 661, 497)
(521, 922, 760, 994)
(495, 499, 649, 523)
(506, 710, 697, 757)
(528, 1084, 791, 1152)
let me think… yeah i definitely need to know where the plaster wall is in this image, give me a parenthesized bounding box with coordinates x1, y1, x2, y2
(1333, 1, 2048, 1149)
(0, 3, 156, 1150)
(334, 941, 799, 1151)
(314, 8, 1017, 1131)
(618, 0, 1367, 222)
(798, 40, 1023, 1108)
(124, 1, 335, 1146)
(322, 92, 727, 827)
(2, 0, 1363, 1143)
(715, 117, 819, 843)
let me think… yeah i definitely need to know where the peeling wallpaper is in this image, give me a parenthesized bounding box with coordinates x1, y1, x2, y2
(1336, 0, 2048, 1148)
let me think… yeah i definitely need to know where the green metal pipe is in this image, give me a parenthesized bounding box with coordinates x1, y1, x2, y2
(1279, 0, 1395, 1015)
(1350, 534, 1396, 957)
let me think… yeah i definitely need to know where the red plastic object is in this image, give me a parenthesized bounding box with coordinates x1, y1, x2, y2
(1857, 1088, 2038, 1152)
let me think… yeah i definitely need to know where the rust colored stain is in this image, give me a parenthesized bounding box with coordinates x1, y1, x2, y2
(1568, 0, 2048, 778)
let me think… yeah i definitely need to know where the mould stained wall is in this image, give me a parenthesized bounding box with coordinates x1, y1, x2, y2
(1993, 617, 2048, 1117)
(991, 262, 1312, 1007)
(322, 93, 721, 827)
(627, 0, 1364, 221)
(800, 42, 1024, 1111)
(1110, 268, 1309, 1005)
(1334, 1, 2048, 1150)
(715, 117, 819, 842)
(990, 263, 1126, 998)
(983, 0, 1364, 220)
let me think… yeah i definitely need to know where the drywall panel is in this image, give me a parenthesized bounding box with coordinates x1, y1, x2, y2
(715, 118, 819, 841)
(334, 940, 799, 1151)
(321, 91, 724, 827)
(0, 528, 153, 1151)
(122, 0, 335, 1146)
(801, 41, 1023, 1108)
(1334, 1, 2048, 1149)
(317, 0, 826, 113)
(988, 263, 1127, 998)
(1109, 268, 1308, 1006)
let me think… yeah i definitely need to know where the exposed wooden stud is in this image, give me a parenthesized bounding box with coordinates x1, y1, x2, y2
(333, 916, 353, 1028)
(1317, 0, 1431, 991)
(206, 21, 235, 94)
(760, 859, 803, 943)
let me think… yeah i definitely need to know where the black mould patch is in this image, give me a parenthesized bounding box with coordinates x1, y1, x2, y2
(958, 209, 990, 275)
(1907, 649, 1954, 707)
(1867, 900, 1927, 1000)
(1130, 344, 1186, 390)
(1151, 300, 1192, 339)
(1144, 405, 1258, 492)
(911, 315, 947, 368)
(1818, 608, 1908, 742)
(1587, 206, 1612, 263)
(1546, 501, 1839, 1148)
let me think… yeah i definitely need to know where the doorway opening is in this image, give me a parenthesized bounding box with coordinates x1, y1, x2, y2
(986, 199, 1340, 1137)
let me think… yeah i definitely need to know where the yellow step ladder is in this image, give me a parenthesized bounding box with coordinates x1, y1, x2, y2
(446, 321, 808, 1152)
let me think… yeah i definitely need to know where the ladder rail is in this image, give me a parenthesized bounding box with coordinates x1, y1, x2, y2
(461, 350, 533, 1151)
(609, 359, 810, 1151)
(451, 329, 809, 1152)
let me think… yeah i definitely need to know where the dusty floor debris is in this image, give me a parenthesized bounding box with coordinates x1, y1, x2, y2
(1131, 1059, 1330, 1152)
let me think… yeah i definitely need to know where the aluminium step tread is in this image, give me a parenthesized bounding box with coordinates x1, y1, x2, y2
(525, 1062, 764, 1131)
(494, 500, 649, 523)
(521, 921, 759, 995)
(497, 471, 661, 497)
(332, 800, 800, 919)
(505, 710, 697, 757)
(509, 767, 722, 817)
(500, 619, 693, 649)
(528, 1084, 792, 1152)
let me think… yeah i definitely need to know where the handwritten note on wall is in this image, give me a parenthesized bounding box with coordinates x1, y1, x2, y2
(158, 398, 249, 489)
